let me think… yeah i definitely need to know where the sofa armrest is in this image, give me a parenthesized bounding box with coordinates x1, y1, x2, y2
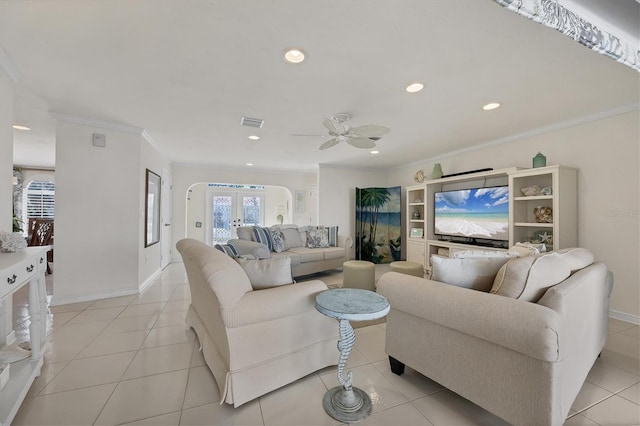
(221, 280, 330, 328)
(338, 235, 353, 249)
(377, 272, 561, 362)
(228, 239, 271, 259)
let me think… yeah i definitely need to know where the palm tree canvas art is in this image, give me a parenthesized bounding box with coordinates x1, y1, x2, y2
(355, 186, 401, 263)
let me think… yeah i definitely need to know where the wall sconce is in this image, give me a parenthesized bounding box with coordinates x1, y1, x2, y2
(275, 205, 287, 225)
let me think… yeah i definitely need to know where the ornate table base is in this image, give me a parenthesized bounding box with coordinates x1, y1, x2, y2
(323, 386, 372, 423)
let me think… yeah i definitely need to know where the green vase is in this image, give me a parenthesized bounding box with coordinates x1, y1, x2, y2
(431, 163, 443, 179)
(532, 152, 546, 168)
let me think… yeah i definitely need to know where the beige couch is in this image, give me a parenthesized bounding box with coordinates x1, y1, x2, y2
(377, 250, 613, 426)
(176, 238, 338, 407)
(229, 225, 353, 277)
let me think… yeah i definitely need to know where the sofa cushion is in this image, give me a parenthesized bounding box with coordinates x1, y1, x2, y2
(287, 247, 325, 263)
(270, 229, 286, 253)
(321, 226, 339, 247)
(253, 226, 274, 251)
(322, 247, 345, 260)
(270, 251, 301, 265)
(307, 227, 329, 248)
(236, 226, 254, 241)
(281, 228, 303, 248)
(236, 257, 293, 290)
(431, 256, 511, 292)
(490, 253, 571, 302)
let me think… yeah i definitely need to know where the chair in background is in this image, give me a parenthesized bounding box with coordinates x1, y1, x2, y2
(28, 219, 54, 274)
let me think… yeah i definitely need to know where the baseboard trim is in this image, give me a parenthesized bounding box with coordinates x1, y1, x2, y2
(139, 269, 162, 293)
(609, 309, 640, 325)
(50, 288, 139, 307)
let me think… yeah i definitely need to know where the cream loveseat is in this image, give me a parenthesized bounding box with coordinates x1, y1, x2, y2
(377, 248, 613, 426)
(176, 238, 338, 407)
(229, 225, 353, 277)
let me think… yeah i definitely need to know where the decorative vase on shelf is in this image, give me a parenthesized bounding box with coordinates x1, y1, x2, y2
(412, 210, 421, 220)
(431, 163, 443, 179)
(532, 152, 546, 168)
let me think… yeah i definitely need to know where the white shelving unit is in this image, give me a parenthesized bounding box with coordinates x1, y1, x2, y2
(404, 166, 577, 272)
(406, 184, 426, 267)
(509, 165, 577, 251)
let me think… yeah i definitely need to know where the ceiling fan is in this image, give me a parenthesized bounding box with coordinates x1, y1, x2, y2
(297, 113, 390, 150)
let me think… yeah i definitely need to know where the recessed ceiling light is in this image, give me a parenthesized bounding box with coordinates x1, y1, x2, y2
(482, 102, 501, 111)
(405, 83, 424, 93)
(248, 135, 260, 141)
(245, 163, 254, 166)
(12, 124, 30, 131)
(283, 48, 306, 64)
(370, 150, 380, 155)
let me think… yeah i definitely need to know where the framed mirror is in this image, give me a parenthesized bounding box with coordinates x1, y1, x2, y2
(145, 169, 161, 247)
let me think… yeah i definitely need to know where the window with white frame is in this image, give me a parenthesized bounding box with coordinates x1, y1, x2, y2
(24, 180, 55, 220)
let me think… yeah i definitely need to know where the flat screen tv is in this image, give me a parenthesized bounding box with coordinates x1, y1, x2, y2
(434, 186, 509, 244)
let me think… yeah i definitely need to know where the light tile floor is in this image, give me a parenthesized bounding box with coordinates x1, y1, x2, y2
(9, 264, 640, 425)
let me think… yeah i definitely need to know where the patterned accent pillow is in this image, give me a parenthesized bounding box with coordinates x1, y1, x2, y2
(326, 226, 339, 247)
(214, 243, 238, 258)
(270, 229, 286, 253)
(307, 227, 329, 248)
(252, 226, 273, 251)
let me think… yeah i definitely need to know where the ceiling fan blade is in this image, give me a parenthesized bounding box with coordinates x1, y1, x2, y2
(323, 118, 343, 135)
(351, 124, 390, 138)
(319, 138, 340, 150)
(347, 137, 377, 149)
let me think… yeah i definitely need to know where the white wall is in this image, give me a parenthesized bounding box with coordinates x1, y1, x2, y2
(387, 110, 640, 319)
(0, 67, 14, 231)
(54, 123, 170, 304)
(318, 165, 389, 259)
(138, 137, 171, 286)
(172, 165, 316, 262)
(0, 66, 15, 340)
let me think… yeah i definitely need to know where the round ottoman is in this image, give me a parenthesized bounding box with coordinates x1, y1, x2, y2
(390, 261, 424, 278)
(342, 260, 376, 291)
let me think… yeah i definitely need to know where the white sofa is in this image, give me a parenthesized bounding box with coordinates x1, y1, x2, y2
(229, 225, 353, 277)
(377, 248, 613, 426)
(176, 238, 338, 407)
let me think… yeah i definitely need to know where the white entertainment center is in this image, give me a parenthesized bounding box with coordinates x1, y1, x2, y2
(406, 165, 577, 272)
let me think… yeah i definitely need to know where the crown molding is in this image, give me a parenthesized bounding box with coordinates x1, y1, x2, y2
(395, 103, 640, 171)
(0, 47, 23, 82)
(49, 111, 144, 134)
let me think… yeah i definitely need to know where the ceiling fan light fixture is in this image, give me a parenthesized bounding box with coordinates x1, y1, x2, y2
(12, 124, 30, 131)
(482, 102, 501, 111)
(283, 48, 306, 64)
(405, 83, 424, 93)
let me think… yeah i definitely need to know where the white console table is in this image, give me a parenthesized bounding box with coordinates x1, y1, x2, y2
(0, 247, 49, 425)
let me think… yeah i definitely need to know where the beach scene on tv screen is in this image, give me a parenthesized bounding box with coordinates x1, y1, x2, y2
(435, 187, 509, 241)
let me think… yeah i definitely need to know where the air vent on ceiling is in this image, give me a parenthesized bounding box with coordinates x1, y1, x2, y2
(240, 116, 264, 128)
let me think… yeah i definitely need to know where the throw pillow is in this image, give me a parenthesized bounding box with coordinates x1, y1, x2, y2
(326, 226, 339, 247)
(490, 253, 571, 302)
(236, 257, 293, 290)
(281, 228, 303, 248)
(451, 250, 513, 259)
(214, 243, 238, 258)
(252, 226, 274, 251)
(270, 229, 286, 253)
(431, 256, 511, 292)
(307, 227, 329, 248)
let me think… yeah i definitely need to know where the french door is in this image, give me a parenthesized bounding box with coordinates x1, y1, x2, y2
(208, 191, 264, 245)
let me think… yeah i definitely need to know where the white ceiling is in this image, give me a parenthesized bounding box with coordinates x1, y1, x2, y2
(2, 0, 639, 172)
